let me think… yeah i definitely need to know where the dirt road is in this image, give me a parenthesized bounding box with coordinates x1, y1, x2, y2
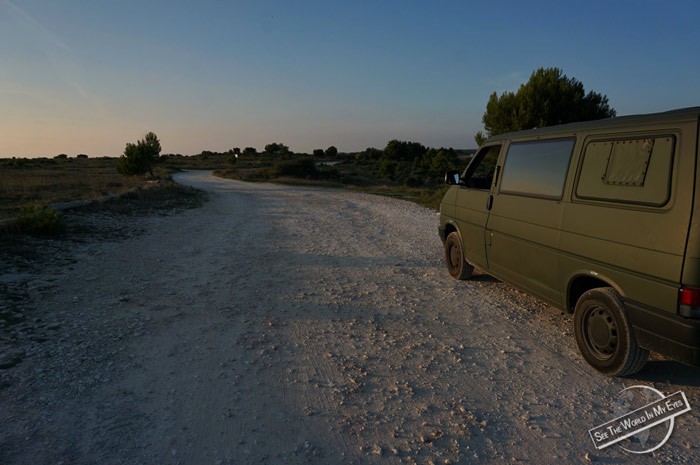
(1, 171, 698, 464)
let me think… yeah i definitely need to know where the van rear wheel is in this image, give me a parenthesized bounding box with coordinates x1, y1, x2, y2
(444, 232, 474, 280)
(574, 288, 648, 376)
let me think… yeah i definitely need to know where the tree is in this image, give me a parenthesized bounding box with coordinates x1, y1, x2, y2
(242, 147, 257, 156)
(355, 147, 383, 161)
(383, 140, 426, 161)
(264, 142, 290, 157)
(325, 145, 338, 157)
(378, 157, 397, 179)
(476, 67, 616, 145)
(117, 131, 161, 177)
(227, 149, 238, 164)
(313, 149, 325, 157)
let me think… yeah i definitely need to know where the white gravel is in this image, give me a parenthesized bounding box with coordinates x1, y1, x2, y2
(1, 170, 698, 464)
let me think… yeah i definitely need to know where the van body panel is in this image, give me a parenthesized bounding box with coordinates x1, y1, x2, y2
(681, 119, 700, 287)
(682, 257, 700, 288)
(454, 188, 491, 269)
(559, 209, 685, 314)
(557, 251, 680, 314)
(486, 195, 565, 305)
(439, 106, 700, 368)
(626, 299, 700, 366)
(561, 203, 687, 256)
(439, 186, 457, 218)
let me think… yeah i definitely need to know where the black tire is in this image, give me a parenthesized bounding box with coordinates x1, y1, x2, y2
(574, 288, 648, 376)
(444, 231, 474, 280)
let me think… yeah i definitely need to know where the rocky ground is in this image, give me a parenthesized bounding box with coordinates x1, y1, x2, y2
(0, 171, 698, 465)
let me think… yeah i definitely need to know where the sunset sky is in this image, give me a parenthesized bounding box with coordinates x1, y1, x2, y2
(2, 0, 699, 157)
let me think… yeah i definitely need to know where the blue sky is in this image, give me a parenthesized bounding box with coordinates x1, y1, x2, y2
(1, 0, 699, 157)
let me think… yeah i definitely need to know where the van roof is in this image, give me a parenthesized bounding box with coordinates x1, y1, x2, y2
(485, 106, 700, 143)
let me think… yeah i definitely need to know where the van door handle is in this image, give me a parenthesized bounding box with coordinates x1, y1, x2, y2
(486, 194, 493, 210)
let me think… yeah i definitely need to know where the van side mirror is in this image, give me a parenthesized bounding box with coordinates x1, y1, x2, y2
(445, 170, 461, 185)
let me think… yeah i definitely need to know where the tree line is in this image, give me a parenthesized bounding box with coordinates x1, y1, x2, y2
(116, 67, 616, 184)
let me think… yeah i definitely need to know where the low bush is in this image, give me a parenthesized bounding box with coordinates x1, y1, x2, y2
(420, 185, 451, 210)
(15, 205, 65, 236)
(271, 158, 319, 179)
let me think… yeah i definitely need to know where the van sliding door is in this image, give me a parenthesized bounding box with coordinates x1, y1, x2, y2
(485, 138, 575, 306)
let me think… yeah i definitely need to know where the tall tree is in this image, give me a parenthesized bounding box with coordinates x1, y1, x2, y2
(383, 140, 426, 161)
(476, 67, 615, 145)
(117, 131, 162, 177)
(264, 142, 290, 157)
(325, 145, 338, 157)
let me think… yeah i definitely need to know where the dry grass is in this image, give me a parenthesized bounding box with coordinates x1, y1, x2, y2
(0, 157, 147, 220)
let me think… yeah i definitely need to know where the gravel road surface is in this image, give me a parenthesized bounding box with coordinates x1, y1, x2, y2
(1, 170, 698, 464)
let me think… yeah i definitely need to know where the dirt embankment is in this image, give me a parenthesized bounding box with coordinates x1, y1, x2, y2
(1, 171, 698, 464)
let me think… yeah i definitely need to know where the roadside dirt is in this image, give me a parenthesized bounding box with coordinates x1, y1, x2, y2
(1, 171, 698, 464)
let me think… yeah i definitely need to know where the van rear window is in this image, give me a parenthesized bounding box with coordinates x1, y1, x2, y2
(499, 138, 575, 199)
(576, 136, 675, 206)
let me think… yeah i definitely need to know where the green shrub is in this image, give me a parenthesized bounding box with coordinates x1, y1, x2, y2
(15, 205, 66, 236)
(319, 166, 340, 179)
(272, 158, 319, 179)
(420, 185, 451, 210)
(405, 175, 423, 187)
(5, 158, 28, 168)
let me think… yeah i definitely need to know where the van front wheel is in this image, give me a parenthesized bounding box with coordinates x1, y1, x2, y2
(444, 232, 474, 280)
(574, 288, 648, 376)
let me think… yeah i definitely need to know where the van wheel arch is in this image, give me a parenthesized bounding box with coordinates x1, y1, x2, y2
(443, 223, 459, 241)
(567, 275, 622, 314)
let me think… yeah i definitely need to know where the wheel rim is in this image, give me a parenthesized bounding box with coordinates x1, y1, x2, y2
(447, 241, 461, 273)
(583, 305, 619, 361)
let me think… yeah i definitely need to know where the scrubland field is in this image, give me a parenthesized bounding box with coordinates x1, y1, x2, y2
(0, 148, 464, 222)
(0, 157, 148, 220)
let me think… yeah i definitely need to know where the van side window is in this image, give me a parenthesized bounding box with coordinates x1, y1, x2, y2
(499, 138, 575, 199)
(463, 145, 500, 189)
(576, 136, 675, 206)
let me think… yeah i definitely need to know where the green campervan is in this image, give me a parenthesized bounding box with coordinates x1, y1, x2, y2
(439, 107, 700, 376)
